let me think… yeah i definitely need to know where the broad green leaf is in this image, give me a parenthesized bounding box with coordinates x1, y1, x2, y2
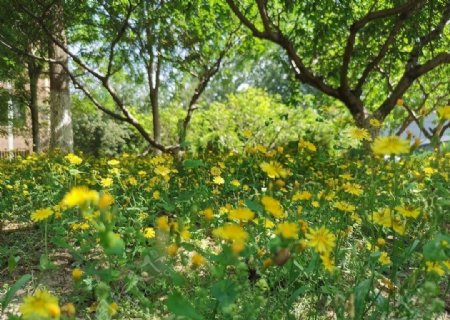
(1, 274, 32, 311)
(166, 291, 203, 320)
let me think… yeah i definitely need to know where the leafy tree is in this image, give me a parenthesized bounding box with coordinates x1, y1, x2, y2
(225, 0, 450, 131)
(0, 0, 238, 154)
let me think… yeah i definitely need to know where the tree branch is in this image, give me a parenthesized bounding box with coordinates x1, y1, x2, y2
(340, 0, 423, 92)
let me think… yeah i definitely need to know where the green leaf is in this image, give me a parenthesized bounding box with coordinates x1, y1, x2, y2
(8, 255, 20, 274)
(39, 254, 54, 271)
(211, 280, 237, 309)
(423, 235, 449, 261)
(354, 279, 372, 319)
(1, 274, 32, 311)
(244, 199, 264, 213)
(287, 286, 308, 307)
(166, 291, 204, 320)
(183, 159, 204, 169)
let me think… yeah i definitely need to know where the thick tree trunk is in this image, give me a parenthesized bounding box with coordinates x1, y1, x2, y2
(27, 59, 41, 153)
(48, 0, 73, 152)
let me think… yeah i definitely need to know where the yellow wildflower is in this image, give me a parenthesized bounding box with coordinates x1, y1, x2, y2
(320, 253, 335, 272)
(154, 166, 171, 177)
(203, 208, 214, 221)
(292, 191, 312, 201)
(369, 118, 381, 127)
(107, 159, 120, 166)
(191, 253, 206, 268)
(276, 222, 299, 239)
(64, 153, 83, 165)
(372, 136, 410, 155)
(261, 196, 285, 218)
(20, 290, 60, 319)
(425, 261, 445, 276)
(379, 252, 391, 265)
(166, 244, 179, 256)
(156, 216, 170, 232)
(395, 206, 420, 219)
(299, 139, 317, 152)
(334, 201, 356, 213)
(260, 161, 290, 179)
(306, 226, 336, 254)
(143, 227, 156, 239)
(213, 176, 225, 185)
(61, 186, 99, 208)
(100, 177, 113, 188)
(437, 105, 450, 120)
(98, 193, 114, 209)
(72, 268, 84, 281)
(342, 183, 363, 196)
(347, 127, 372, 141)
(228, 207, 255, 222)
(31, 208, 53, 222)
(213, 224, 248, 242)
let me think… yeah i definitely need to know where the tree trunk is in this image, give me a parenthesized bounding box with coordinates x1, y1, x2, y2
(48, 0, 73, 152)
(27, 59, 41, 153)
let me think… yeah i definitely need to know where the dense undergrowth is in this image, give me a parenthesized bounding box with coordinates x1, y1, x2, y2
(0, 139, 449, 319)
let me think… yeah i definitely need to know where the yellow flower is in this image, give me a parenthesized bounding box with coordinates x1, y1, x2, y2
(72, 268, 84, 281)
(299, 139, 317, 152)
(61, 186, 99, 208)
(260, 161, 289, 179)
(276, 222, 299, 239)
(395, 206, 420, 219)
(20, 290, 60, 319)
(231, 241, 245, 254)
(292, 191, 312, 201)
(371, 136, 410, 155)
(347, 127, 372, 141)
(370, 208, 392, 228)
(210, 166, 221, 176)
(230, 179, 241, 187)
(228, 207, 255, 222)
(31, 208, 53, 222)
(154, 166, 171, 177)
(191, 253, 206, 268)
(107, 159, 120, 166)
(61, 303, 76, 317)
(64, 153, 83, 165)
(100, 177, 113, 188)
(379, 252, 391, 265)
(371, 208, 405, 235)
(369, 118, 381, 128)
(202, 208, 214, 221)
(311, 201, 320, 208)
(143, 227, 156, 239)
(334, 201, 356, 213)
(108, 302, 119, 316)
(306, 226, 336, 254)
(320, 253, 335, 272)
(261, 196, 285, 218)
(425, 261, 445, 276)
(98, 193, 114, 209)
(213, 176, 225, 185)
(156, 216, 170, 232)
(437, 105, 450, 120)
(166, 244, 179, 256)
(213, 224, 248, 242)
(342, 183, 363, 196)
(152, 190, 161, 200)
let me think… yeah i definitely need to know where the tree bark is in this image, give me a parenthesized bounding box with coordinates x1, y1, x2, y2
(27, 58, 41, 153)
(48, 0, 73, 152)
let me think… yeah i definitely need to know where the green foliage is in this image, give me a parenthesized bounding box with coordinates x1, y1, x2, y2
(72, 110, 143, 156)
